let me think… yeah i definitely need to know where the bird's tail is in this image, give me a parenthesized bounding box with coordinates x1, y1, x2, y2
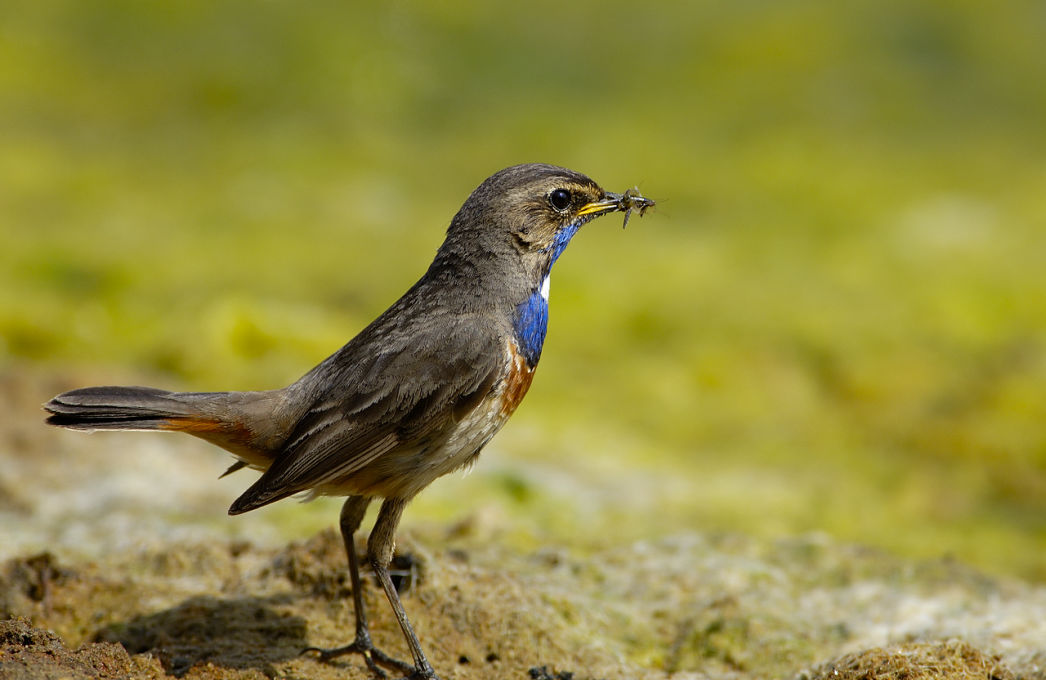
(45, 384, 294, 496)
(43, 384, 278, 468)
(45, 386, 221, 432)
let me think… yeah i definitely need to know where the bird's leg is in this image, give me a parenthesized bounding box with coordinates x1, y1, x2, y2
(303, 495, 415, 678)
(369, 497, 439, 680)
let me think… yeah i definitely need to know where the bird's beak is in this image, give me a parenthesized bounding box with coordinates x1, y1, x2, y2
(577, 188, 656, 226)
(577, 193, 627, 218)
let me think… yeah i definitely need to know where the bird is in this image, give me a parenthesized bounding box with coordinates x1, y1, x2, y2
(44, 163, 655, 680)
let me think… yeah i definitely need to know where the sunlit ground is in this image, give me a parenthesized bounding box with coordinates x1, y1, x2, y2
(2, 1, 1044, 580)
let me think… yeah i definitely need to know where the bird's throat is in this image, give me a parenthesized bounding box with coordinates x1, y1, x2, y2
(512, 274, 550, 369)
(511, 220, 581, 370)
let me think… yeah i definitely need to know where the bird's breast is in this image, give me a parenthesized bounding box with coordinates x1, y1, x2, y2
(500, 340, 537, 418)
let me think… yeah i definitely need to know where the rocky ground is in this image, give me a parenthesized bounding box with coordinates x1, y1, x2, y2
(1, 369, 1044, 679)
(2, 529, 1045, 679)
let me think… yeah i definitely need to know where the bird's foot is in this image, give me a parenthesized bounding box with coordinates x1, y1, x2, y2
(302, 638, 415, 679)
(397, 669, 440, 680)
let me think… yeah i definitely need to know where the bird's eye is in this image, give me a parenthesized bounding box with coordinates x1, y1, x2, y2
(548, 188, 572, 213)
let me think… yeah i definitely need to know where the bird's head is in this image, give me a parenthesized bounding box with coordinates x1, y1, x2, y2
(427, 163, 654, 366)
(439, 163, 654, 285)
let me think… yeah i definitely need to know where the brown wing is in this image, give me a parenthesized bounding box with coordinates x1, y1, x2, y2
(228, 317, 503, 514)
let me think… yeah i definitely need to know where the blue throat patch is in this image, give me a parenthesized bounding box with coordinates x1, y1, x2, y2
(547, 222, 581, 266)
(514, 286, 548, 368)
(512, 221, 582, 368)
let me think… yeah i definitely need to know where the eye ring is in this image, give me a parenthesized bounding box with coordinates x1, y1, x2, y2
(548, 188, 572, 213)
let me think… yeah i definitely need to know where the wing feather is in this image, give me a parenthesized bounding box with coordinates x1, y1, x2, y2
(229, 315, 503, 513)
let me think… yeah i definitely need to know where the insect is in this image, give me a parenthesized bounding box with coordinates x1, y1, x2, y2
(618, 186, 656, 229)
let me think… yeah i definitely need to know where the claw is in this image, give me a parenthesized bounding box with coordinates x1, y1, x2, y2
(303, 640, 416, 678)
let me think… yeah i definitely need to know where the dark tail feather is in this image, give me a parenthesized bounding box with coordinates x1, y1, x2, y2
(45, 385, 281, 486)
(44, 386, 203, 431)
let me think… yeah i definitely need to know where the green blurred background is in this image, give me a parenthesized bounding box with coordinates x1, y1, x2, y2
(2, 1, 1044, 579)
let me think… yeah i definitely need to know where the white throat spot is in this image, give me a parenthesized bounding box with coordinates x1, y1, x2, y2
(540, 275, 550, 301)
